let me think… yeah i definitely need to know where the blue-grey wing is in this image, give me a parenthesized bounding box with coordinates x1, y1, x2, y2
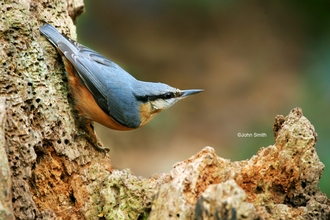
(58, 42, 140, 128)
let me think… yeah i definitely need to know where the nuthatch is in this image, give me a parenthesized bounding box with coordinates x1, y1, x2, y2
(40, 24, 203, 151)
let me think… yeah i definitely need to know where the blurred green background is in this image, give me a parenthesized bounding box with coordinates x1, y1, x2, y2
(76, 0, 330, 197)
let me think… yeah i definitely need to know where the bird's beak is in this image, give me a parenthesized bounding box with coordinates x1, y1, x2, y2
(180, 89, 204, 98)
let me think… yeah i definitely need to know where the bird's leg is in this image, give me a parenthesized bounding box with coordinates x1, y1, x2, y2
(77, 118, 111, 154)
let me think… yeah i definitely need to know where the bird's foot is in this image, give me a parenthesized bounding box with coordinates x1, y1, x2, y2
(76, 120, 111, 156)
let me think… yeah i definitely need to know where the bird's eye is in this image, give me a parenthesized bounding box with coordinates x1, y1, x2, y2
(164, 92, 175, 99)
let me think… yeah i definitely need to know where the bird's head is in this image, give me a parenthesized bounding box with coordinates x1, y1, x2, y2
(134, 82, 203, 126)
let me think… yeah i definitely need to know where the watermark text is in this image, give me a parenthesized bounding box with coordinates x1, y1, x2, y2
(237, 132, 267, 138)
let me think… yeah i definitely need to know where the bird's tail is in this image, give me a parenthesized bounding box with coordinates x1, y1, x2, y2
(40, 23, 79, 54)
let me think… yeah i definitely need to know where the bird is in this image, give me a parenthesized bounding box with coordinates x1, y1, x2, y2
(40, 23, 203, 151)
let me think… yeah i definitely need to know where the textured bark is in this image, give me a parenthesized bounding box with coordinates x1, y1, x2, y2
(0, 97, 14, 220)
(0, 1, 116, 219)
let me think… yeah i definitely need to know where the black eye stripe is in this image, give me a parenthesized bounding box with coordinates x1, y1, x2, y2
(135, 92, 177, 102)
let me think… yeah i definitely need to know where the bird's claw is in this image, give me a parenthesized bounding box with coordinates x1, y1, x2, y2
(94, 144, 111, 157)
(74, 130, 110, 156)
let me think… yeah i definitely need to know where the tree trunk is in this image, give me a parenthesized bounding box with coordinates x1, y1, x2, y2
(0, 1, 126, 219)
